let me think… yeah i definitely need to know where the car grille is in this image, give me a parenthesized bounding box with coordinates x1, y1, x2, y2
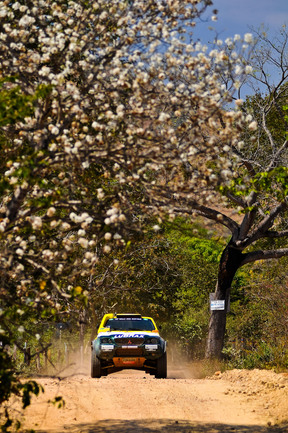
(114, 338, 145, 345)
(115, 348, 143, 356)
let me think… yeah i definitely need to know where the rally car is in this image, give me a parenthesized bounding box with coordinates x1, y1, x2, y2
(91, 313, 167, 378)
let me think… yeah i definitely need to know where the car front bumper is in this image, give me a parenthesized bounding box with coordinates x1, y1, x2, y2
(92, 340, 165, 362)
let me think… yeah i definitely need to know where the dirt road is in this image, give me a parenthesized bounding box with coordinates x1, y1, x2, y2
(18, 363, 288, 433)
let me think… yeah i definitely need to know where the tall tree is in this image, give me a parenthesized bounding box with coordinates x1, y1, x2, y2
(202, 28, 288, 357)
(0, 2, 248, 420)
(0, 0, 250, 359)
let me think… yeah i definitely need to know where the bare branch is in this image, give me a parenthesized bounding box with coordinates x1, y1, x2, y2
(261, 105, 276, 154)
(241, 247, 288, 266)
(173, 203, 239, 233)
(263, 229, 288, 238)
(246, 200, 288, 246)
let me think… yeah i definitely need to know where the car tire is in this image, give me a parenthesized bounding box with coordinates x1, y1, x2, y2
(155, 352, 167, 379)
(91, 350, 102, 378)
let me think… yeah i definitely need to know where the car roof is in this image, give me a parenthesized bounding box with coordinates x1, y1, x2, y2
(97, 313, 158, 334)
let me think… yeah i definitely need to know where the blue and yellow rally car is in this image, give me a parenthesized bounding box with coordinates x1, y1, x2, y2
(91, 313, 167, 378)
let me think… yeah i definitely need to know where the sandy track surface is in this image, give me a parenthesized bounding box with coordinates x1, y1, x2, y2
(14, 364, 288, 433)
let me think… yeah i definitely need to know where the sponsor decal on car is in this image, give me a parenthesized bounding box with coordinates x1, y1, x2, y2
(145, 344, 158, 351)
(100, 344, 114, 351)
(122, 358, 137, 364)
(113, 333, 145, 338)
(121, 345, 138, 349)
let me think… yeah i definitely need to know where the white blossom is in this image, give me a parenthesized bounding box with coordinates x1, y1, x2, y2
(85, 252, 93, 260)
(245, 65, 253, 74)
(244, 33, 253, 43)
(17, 309, 24, 315)
(103, 245, 111, 253)
(19, 15, 35, 27)
(39, 66, 50, 76)
(51, 126, 59, 135)
(61, 222, 71, 231)
(248, 121, 258, 131)
(9, 176, 18, 185)
(82, 161, 90, 169)
(47, 207, 56, 217)
(118, 214, 126, 222)
(235, 65, 243, 75)
(78, 237, 89, 248)
(152, 225, 161, 232)
(158, 113, 170, 122)
(235, 99, 244, 106)
(29, 216, 42, 230)
(221, 169, 232, 180)
(107, 207, 119, 216)
(42, 249, 54, 260)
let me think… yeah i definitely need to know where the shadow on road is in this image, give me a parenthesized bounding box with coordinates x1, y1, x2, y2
(37, 419, 287, 433)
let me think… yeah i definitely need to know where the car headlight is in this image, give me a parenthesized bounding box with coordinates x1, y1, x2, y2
(146, 337, 159, 344)
(145, 337, 159, 351)
(101, 337, 113, 344)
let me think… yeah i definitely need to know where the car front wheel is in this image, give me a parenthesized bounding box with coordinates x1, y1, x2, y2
(155, 352, 167, 379)
(91, 350, 102, 378)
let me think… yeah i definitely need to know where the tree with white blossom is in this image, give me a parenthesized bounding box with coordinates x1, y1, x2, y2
(0, 0, 242, 350)
(0, 0, 228, 421)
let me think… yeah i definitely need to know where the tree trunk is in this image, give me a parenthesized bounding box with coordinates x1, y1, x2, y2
(79, 309, 87, 367)
(89, 301, 99, 343)
(205, 242, 243, 359)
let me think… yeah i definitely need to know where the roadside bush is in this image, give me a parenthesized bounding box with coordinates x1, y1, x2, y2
(224, 258, 288, 371)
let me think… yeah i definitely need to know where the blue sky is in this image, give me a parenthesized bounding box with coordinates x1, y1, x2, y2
(193, 0, 288, 96)
(212, 0, 287, 36)
(199, 0, 288, 41)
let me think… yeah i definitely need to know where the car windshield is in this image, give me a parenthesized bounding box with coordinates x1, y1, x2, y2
(105, 318, 155, 331)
